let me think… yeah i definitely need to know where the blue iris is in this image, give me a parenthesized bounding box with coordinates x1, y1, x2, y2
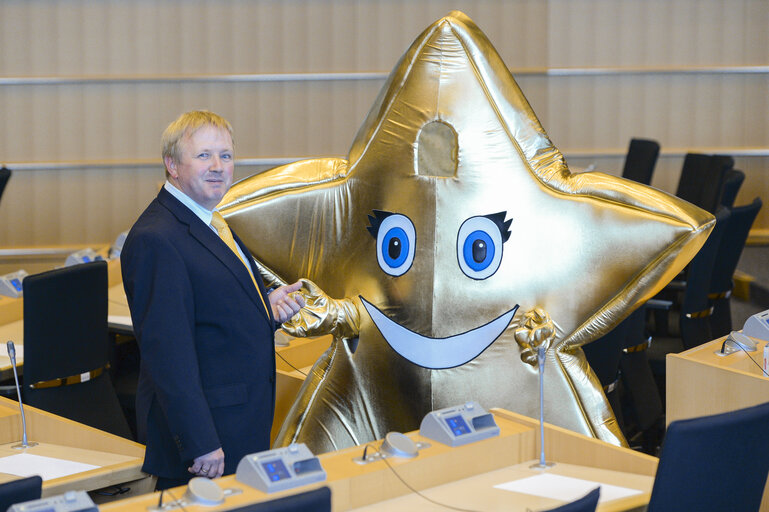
(381, 227, 409, 269)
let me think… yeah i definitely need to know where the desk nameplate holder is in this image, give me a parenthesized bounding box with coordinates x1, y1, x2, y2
(0, 270, 27, 298)
(10, 490, 97, 512)
(419, 401, 500, 447)
(236, 443, 326, 493)
(744, 309, 769, 342)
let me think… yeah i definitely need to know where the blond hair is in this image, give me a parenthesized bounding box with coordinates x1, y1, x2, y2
(162, 111, 234, 176)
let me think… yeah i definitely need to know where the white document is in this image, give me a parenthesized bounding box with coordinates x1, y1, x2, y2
(0, 343, 23, 359)
(494, 473, 642, 504)
(0, 453, 99, 480)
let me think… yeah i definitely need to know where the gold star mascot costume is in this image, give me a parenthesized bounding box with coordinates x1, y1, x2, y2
(219, 11, 714, 452)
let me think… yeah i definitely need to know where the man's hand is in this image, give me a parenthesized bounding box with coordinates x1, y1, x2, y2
(268, 280, 306, 323)
(188, 447, 225, 478)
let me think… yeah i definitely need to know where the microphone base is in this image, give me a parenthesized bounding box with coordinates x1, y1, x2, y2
(530, 461, 555, 470)
(12, 441, 38, 450)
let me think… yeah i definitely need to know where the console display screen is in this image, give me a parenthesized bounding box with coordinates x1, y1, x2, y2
(445, 414, 471, 436)
(261, 459, 290, 482)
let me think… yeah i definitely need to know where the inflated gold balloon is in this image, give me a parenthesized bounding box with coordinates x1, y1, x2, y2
(219, 11, 714, 451)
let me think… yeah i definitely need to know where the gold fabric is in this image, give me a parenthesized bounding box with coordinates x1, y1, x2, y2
(211, 211, 269, 316)
(219, 11, 714, 452)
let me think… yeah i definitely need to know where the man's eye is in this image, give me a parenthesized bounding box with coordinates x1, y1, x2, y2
(198, 153, 209, 159)
(222, 154, 232, 160)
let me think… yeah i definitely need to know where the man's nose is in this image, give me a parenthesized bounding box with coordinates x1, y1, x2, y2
(210, 154, 222, 170)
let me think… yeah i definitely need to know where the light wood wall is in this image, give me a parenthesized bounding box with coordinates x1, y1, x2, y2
(0, 0, 767, 247)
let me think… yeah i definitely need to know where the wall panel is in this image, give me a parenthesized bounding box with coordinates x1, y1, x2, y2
(0, 0, 767, 247)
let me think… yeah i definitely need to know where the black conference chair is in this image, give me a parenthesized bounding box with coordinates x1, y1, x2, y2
(0, 166, 11, 205)
(647, 207, 730, 403)
(646, 401, 769, 512)
(618, 306, 663, 453)
(675, 153, 733, 214)
(22, 261, 133, 439)
(709, 198, 762, 338)
(621, 138, 660, 185)
(0, 476, 42, 512)
(543, 487, 600, 512)
(227, 486, 331, 512)
(583, 316, 632, 434)
(719, 168, 745, 208)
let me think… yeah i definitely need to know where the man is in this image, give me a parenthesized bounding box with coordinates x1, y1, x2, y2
(121, 110, 304, 489)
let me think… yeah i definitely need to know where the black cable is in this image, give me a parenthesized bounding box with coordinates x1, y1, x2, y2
(274, 349, 307, 377)
(365, 443, 483, 512)
(164, 487, 189, 512)
(729, 339, 769, 378)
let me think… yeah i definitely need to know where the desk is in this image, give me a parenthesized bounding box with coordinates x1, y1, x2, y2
(0, 255, 332, 445)
(0, 396, 151, 499)
(101, 409, 658, 512)
(667, 335, 769, 511)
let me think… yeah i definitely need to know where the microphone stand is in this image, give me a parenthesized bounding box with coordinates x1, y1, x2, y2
(531, 344, 553, 469)
(6, 341, 37, 449)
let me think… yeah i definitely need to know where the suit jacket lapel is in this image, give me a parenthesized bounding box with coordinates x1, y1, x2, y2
(157, 189, 271, 323)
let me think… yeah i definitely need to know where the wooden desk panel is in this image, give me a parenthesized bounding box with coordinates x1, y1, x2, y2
(667, 335, 769, 511)
(101, 410, 657, 512)
(0, 396, 151, 498)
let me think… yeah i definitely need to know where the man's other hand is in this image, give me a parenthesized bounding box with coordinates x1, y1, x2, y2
(268, 280, 306, 323)
(188, 447, 225, 478)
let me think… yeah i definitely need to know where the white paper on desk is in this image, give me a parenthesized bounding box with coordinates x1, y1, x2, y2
(0, 343, 23, 359)
(0, 453, 99, 480)
(108, 315, 133, 327)
(494, 473, 642, 504)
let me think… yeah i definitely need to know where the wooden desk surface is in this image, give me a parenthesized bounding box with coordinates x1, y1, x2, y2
(0, 397, 150, 498)
(666, 335, 769, 425)
(101, 409, 657, 512)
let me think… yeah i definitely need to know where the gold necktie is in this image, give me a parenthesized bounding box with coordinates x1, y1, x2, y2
(211, 211, 270, 317)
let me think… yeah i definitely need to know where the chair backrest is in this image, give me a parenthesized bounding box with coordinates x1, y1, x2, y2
(709, 198, 762, 338)
(543, 487, 600, 512)
(22, 260, 132, 438)
(678, 207, 730, 350)
(227, 486, 331, 512)
(647, 401, 769, 512)
(621, 138, 660, 185)
(676, 153, 733, 213)
(0, 166, 11, 204)
(583, 316, 631, 387)
(0, 476, 42, 512)
(719, 168, 745, 208)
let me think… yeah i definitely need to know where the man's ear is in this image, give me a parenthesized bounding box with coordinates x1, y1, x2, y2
(164, 156, 177, 178)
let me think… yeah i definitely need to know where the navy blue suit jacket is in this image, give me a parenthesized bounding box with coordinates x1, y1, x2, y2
(121, 187, 276, 479)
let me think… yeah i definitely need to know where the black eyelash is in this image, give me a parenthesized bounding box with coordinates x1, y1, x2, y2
(366, 210, 394, 239)
(486, 212, 513, 242)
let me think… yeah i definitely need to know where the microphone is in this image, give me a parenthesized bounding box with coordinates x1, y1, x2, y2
(6, 341, 37, 449)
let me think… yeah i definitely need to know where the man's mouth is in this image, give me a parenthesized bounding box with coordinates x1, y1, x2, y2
(360, 296, 518, 369)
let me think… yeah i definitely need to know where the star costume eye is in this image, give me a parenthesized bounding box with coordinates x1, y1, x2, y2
(367, 210, 416, 277)
(457, 212, 511, 280)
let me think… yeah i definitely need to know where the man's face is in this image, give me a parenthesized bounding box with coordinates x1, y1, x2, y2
(166, 125, 234, 210)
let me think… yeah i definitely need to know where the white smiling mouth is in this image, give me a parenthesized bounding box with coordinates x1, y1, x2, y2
(360, 296, 518, 369)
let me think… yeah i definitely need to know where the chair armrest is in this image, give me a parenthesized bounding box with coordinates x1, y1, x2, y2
(646, 299, 673, 310)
